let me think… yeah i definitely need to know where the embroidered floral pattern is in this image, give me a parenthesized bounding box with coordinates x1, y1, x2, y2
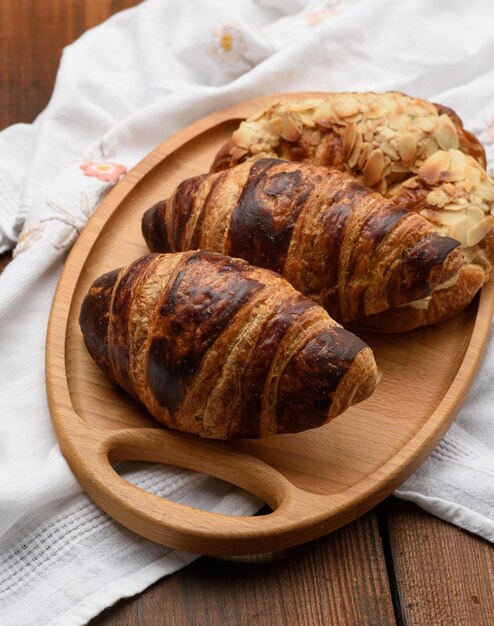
(13, 223, 45, 257)
(80, 162, 127, 183)
(209, 23, 247, 63)
(306, 8, 340, 27)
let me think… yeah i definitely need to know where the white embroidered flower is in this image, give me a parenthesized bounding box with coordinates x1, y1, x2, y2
(13, 223, 45, 257)
(209, 23, 247, 63)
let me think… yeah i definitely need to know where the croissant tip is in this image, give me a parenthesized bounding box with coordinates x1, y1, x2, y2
(142, 201, 169, 253)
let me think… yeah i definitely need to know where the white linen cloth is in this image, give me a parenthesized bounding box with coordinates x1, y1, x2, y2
(1, 0, 494, 623)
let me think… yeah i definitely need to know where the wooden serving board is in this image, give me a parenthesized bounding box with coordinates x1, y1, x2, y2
(46, 93, 494, 556)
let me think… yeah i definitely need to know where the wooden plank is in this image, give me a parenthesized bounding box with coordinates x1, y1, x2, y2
(384, 497, 494, 626)
(91, 511, 397, 626)
(0, 0, 141, 130)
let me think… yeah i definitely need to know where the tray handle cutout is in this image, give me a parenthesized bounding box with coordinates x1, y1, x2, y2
(69, 426, 333, 556)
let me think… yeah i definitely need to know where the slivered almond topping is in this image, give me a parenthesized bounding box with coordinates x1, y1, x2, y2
(357, 143, 372, 170)
(263, 117, 283, 138)
(298, 111, 317, 127)
(363, 149, 385, 187)
(398, 133, 417, 163)
(333, 95, 360, 118)
(434, 117, 459, 150)
(465, 164, 482, 184)
(418, 118, 435, 133)
(230, 147, 249, 161)
(444, 202, 467, 211)
(402, 177, 419, 189)
(288, 99, 323, 112)
(342, 121, 358, 159)
(443, 183, 456, 196)
(427, 190, 450, 208)
(280, 115, 301, 142)
(477, 183, 494, 201)
(313, 102, 335, 128)
(418, 150, 451, 185)
(466, 217, 493, 247)
(347, 132, 363, 168)
(381, 142, 399, 160)
(425, 137, 440, 157)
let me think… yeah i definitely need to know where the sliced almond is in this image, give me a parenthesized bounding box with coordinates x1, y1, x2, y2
(388, 115, 404, 131)
(466, 217, 493, 247)
(441, 169, 465, 183)
(233, 122, 257, 149)
(297, 111, 316, 128)
(466, 206, 487, 222)
(418, 150, 451, 185)
(263, 117, 283, 138)
(347, 132, 363, 169)
(432, 209, 467, 228)
(230, 146, 249, 161)
(248, 104, 275, 122)
(364, 130, 374, 142)
(477, 182, 494, 202)
(358, 143, 372, 170)
(333, 95, 360, 118)
(342, 122, 358, 160)
(289, 99, 323, 112)
(465, 164, 482, 184)
(426, 189, 450, 208)
(250, 142, 271, 155)
(381, 142, 399, 160)
(418, 118, 435, 133)
(402, 177, 420, 189)
(280, 115, 301, 142)
(313, 102, 335, 128)
(398, 133, 417, 163)
(379, 126, 395, 141)
(449, 149, 468, 170)
(443, 183, 456, 196)
(443, 202, 467, 211)
(434, 118, 459, 150)
(391, 162, 410, 173)
(425, 137, 440, 157)
(363, 149, 385, 187)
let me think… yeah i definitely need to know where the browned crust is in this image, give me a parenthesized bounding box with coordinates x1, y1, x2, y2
(79, 251, 378, 439)
(359, 262, 486, 332)
(142, 160, 470, 331)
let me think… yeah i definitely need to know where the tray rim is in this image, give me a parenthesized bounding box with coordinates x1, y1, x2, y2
(46, 92, 494, 555)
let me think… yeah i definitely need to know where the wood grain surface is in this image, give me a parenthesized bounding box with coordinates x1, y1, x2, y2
(91, 513, 396, 626)
(1, 1, 493, 625)
(385, 498, 494, 625)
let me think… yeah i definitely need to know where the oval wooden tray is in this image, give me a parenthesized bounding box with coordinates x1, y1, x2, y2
(46, 93, 494, 556)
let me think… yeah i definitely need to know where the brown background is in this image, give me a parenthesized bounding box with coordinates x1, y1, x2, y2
(0, 1, 493, 624)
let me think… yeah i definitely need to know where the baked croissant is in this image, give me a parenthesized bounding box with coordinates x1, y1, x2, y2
(142, 159, 470, 332)
(211, 92, 494, 296)
(79, 251, 378, 439)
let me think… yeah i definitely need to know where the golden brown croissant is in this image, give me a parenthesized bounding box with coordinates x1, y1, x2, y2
(79, 251, 377, 439)
(142, 159, 472, 332)
(210, 93, 494, 298)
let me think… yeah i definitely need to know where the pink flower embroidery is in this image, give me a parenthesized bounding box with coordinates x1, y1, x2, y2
(306, 8, 340, 27)
(80, 162, 127, 183)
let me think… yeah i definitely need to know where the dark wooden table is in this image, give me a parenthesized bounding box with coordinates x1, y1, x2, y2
(1, 2, 493, 624)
